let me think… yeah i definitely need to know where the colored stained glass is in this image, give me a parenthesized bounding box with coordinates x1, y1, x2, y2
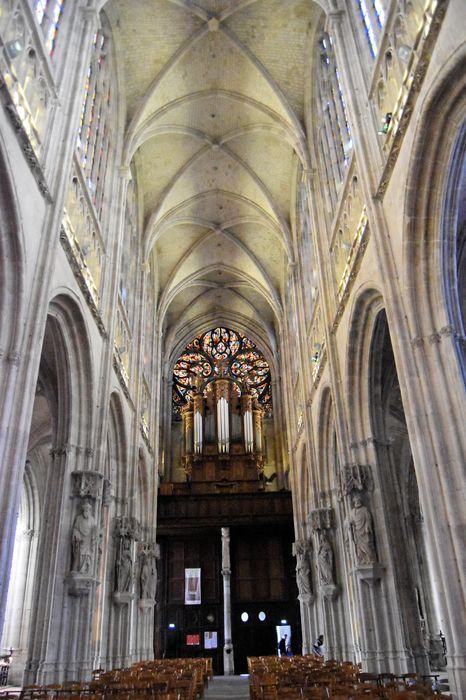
(173, 327, 272, 414)
(34, 0, 65, 56)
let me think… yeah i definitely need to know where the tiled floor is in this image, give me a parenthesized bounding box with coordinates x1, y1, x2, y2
(204, 675, 250, 700)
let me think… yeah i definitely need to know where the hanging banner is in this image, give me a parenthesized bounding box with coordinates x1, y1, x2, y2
(184, 567, 201, 605)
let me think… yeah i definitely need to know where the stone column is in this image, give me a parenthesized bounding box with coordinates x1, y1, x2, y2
(310, 508, 342, 659)
(111, 516, 140, 668)
(221, 527, 234, 674)
(137, 541, 159, 660)
(293, 538, 314, 654)
(63, 469, 106, 681)
(341, 465, 384, 670)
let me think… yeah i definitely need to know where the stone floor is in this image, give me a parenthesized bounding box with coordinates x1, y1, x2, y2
(204, 675, 250, 700)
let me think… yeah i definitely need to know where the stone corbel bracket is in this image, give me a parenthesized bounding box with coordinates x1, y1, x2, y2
(353, 563, 384, 586)
(66, 572, 96, 597)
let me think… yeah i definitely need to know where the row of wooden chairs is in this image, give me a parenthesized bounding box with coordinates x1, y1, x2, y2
(5, 657, 213, 700)
(247, 656, 451, 700)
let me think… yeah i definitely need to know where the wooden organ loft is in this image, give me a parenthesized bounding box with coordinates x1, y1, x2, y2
(156, 329, 298, 675)
(179, 360, 266, 494)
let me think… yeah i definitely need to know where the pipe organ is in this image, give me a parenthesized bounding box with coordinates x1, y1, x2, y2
(180, 366, 265, 484)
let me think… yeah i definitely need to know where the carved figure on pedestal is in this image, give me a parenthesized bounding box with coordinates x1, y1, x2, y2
(71, 501, 97, 574)
(318, 533, 335, 585)
(295, 539, 312, 597)
(115, 536, 133, 592)
(140, 552, 156, 600)
(346, 494, 377, 565)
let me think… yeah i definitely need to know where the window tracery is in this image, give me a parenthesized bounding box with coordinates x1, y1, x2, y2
(0, 1, 58, 160)
(173, 328, 272, 415)
(120, 175, 138, 329)
(76, 24, 114, 220)
(316, 32, 353, 212)
(297, 177, 318, 319)
(33, 0, 65, 55)
(355, 0, 386, 57)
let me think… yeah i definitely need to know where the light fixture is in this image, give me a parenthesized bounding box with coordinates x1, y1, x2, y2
(168, 623, 176, 629)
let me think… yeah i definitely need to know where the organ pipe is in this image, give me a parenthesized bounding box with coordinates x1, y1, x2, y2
(193, 393, 203, 454)
(215, 380, 230, 454)
(241, 393, 253, 453)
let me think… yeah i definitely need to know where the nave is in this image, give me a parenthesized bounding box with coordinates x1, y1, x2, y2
(0, 0, 465, 698)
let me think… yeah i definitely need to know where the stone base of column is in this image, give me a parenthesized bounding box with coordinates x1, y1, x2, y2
(447, 655, 466, 700)
(223, 642, 234, 675)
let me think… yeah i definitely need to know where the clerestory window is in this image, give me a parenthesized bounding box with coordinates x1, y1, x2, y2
(76, 25, 114, 221)
(316, 32, 353, 212)
(355, 0, 386, 58)
(33, 0, 65, 56)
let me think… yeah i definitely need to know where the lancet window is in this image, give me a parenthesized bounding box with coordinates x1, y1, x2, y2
(297, 177, 318, 320)
(33, 0, 65, 55)
(120, 175, 138, 328)
(316, 32, 353, 213)
(0, 1, 58, 158)
(76, 23, 114, 220)
(354, 0, 386, 57)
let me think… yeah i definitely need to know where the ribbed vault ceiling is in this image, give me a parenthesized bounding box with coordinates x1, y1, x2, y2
(105, 0, 322, 358)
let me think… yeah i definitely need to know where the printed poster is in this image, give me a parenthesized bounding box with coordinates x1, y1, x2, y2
(184, 567, 201, 605)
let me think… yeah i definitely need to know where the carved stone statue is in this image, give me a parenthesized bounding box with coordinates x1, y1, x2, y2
(140, 551, 156, 600)
(346, 494, 377, 565)
(115, 535, 133, 592)
(318, 533, 334, 585)
(71, 500, 97, 574)
(294, 538, 312, 598)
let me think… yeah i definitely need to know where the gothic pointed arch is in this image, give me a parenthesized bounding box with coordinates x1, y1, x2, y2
(345, 286, 385, 441)
(46, 293, 95, 446)
(405, 49, 466, 380)
(107, 391, 128, 503)
(0, 135, 25, 364)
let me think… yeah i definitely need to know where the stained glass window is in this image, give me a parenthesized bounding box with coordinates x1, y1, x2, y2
(317, 32, 353, 211)
(355, 0, 386, 58)
(34, 0, 65, 56)
(173, 328, 272, 414)
(76, 26, 113, 220)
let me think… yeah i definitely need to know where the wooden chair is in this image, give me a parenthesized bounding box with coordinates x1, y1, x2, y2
(168, 676, 196, 700)
(258, 674, 278, 700)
